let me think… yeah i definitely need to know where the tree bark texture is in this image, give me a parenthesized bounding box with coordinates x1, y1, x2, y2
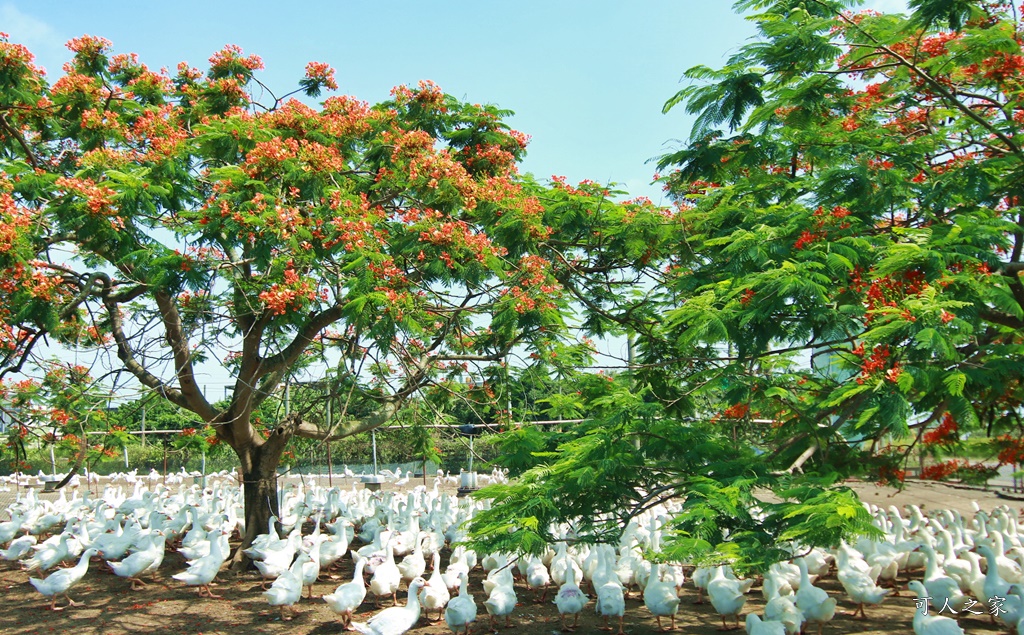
(228, 417, 295, 570)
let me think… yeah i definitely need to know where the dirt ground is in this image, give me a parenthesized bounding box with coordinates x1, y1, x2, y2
(0, 479, 1017, 635)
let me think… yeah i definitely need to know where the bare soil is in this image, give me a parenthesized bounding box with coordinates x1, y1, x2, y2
(0, 479, 1016, 635)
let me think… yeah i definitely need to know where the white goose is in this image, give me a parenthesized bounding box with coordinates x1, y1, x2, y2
(369, 543, 402, 607)
(483, 565, 518, 629)
(746, 613, 787, 635)
(263, 551, 309, 621)
(323, 556, 368, 630)
(836, 562, 890, 618)
(554, 558, 588, 631)
(320, 528, 351, 572)
(795, 558, 836, 635)
(934, 529, 972, 591)
(301, 537, 323, 599)
(1, 535, 37, 561)
(23, 532, 73, 572)
(978, 544, 1012, 607)
(644, 563, 681, 631)
(108, 531, 167, 590)
(441, 547, 471, 591)
(29, 548, 99, 611)
(253, 528, 301, 589)
(526, 554, 552, 601)
(444, 571, 476, 635)
(920, 543, 967, 615)
(763, 573, 803, 635)
(986, 531, 1024, 583)
(351, 577, 427, 635)
(419, 552, 450, 621)
(483, 561, 514, 597)
(550, 542, 582, 588)
(594, 548, 626, 635)
(0, 511, 26, 544)
(397, 539, 426, 583)
(614, 546, 640, 596)
(908, 580, 964, 635)
(692, 565, 714, 604)
(708, 565, 747, 630)
(171, 528, 228, 598)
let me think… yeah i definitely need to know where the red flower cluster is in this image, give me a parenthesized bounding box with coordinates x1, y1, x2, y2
(795, 206, 856, 251)
(303, 61, 337, 91)
(0, 34, 45, 78)
(722, 403, 750, 419)
(794, 230, 823, 250)
(66, 35, 112, 56)
(54, 176, 117, 216)
(995, 435, 1024, 465)
(852, 343, 903, 384)
(981, 52, 1024, 83)
(921, 459, 967, 480)
(840, 267, 930, 325)
(864, 269, 926, 312)
(685, 180, 719, 196)
(876, 464, 906, 485)
(208, 44, 263, 74)
(922, 414, 958, 446)
(258, 266, 317, 315)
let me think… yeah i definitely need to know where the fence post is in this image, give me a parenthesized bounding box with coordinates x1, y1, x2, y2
(327, 442, 333, 487)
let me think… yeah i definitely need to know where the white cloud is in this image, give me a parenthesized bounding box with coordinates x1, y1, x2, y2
(0, 4, 66, 77)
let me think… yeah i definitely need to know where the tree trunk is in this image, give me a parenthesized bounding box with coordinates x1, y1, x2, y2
(228, 420, 294, 571)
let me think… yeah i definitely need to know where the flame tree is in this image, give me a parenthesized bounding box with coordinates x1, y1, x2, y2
(468, 0, 1024, 570)
(0, 35, 605, 563)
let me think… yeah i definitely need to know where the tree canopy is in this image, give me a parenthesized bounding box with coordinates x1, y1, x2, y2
(0, 34, 612, 557)
(468, 0, 1024, 570)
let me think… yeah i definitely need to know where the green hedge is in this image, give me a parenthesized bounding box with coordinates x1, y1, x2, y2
(0, 443, 237, 477)
(0, 427, 506, 478)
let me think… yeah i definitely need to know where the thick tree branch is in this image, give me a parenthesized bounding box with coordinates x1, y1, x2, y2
(782, 442, 818, 475)
(259, 305, 345, 377)
(979, 307, 1024, 330)
(101, 277, 191, 412)
(153, 291, 217, 420)
(58, 273, 106, 320)
(0, 329, 41, 382)
(293, 400, 403, 441)
(0, 112, 38, 168)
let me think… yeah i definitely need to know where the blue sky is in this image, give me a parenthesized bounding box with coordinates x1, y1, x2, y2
(1, 1, 765, 203)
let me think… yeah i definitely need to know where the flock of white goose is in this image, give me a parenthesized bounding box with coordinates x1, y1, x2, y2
(0, 469, 1022, 635)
